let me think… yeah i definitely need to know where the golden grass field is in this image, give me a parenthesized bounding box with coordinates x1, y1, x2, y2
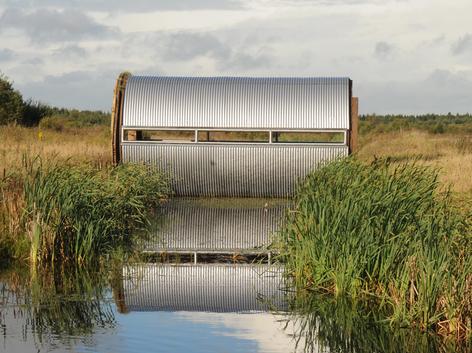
(0, 125, 111, 173)
(1, 125, 471, 196)
(358, 130, 472, 194)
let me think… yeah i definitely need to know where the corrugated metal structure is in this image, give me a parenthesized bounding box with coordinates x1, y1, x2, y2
(111, 73, 359, 197)
(117, 264, 286, 313)
(122, 77, 350, 129)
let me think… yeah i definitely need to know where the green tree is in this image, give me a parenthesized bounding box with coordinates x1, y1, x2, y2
(0, 73, 23, 125)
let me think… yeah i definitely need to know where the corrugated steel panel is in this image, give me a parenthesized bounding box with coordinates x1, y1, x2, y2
(122, 143, 348, 197)
(122, 264, 286, 312)
(143, 199, 287, 251)
(122, 76, 350, 129)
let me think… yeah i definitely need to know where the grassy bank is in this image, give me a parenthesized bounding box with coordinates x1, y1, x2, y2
(277, 158, 472, 341)
(0, 158, 170, 266)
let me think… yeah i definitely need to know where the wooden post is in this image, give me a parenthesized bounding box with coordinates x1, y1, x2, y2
(349, 97, 359, 154)
(111, 72, 131, 165)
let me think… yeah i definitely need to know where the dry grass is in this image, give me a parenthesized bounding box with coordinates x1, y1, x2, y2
(0, 125, 110, 172)
(357, 130, 472, 194)
(1, 125, 471, 196)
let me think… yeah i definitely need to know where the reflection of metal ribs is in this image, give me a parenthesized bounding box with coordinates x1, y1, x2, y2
(121, 264, 286, 313)
(142, 199, 287, 256)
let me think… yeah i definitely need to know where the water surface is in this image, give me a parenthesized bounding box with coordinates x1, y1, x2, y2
(0, 264, 302, 353)
(0, 198, 466, 353)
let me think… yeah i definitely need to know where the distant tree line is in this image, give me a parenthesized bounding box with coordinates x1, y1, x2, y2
(360, 113, 472, 134)
(0, 73, 110, 127)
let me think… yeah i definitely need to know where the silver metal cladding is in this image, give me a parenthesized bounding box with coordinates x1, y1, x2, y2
(118, 75, 353, 197)
(122, 76, 350, 129)
(121, 143, 349, 197)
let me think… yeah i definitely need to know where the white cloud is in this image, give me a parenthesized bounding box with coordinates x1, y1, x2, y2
(374, 41, 394, 60)
(1, 0, 245, 12)
(16, 70, 120, 110)
(176, 312, 304, 353)
(0, 0, 471, 113)
(0, 48, 16, 61)
(0, 8, 118, 43)
(358, 69, 472, 114)
(452, 33, 472, 55)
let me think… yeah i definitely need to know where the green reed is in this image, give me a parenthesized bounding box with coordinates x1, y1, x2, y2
(1, 157, 170, 266)
(277, 158, 472, 341)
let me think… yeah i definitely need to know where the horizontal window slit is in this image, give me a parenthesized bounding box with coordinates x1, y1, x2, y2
(124, 130, 195, 142)
(197, 131, 269, 143)
(271, 131, 345, 143)
(123, 129, 346, 144)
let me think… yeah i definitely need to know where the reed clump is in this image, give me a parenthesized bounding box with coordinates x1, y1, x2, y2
(0, 158, 170, 266)
(278, 158, 472, 341)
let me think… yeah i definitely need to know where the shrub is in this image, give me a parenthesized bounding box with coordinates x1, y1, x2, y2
(39, 113, 111, 131)
(38, 115, 73, 132)
(21, 99, 52, 126)
(430, 123, 446, 134)
(0, 73, 23, 125)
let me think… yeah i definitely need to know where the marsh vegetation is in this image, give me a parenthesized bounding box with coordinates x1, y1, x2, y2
(1, 71, 472, 350)
(277, 158, 472, 341)
(0, 154, 170, 266)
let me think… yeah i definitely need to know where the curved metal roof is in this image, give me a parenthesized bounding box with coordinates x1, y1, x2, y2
(122, 76, 350, 129)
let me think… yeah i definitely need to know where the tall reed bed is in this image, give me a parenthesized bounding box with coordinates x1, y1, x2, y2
(278, 158, 472, 341)
(0, 158, 170, 266)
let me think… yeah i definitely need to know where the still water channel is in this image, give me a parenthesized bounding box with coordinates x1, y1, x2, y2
(0, 199, 462, 353)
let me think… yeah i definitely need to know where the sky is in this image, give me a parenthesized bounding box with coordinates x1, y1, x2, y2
(0, 0, 471, 114)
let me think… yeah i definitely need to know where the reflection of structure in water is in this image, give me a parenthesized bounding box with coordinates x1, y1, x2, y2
(117, 264, 286, 313)
(143, 199, 287, 255)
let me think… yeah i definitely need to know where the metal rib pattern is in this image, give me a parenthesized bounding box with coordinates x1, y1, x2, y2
(143, 199, 287, 251)
(122, 264, 286, 313)
(122, 76, 350, 129)
(122, 143, 348, 197)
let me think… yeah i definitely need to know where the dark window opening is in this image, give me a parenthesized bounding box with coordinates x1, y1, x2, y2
(123, 129, 346, 144)
(124, 130, 195, 142)
(271, 131, 344, 143)
(197, 131, 269, 143)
